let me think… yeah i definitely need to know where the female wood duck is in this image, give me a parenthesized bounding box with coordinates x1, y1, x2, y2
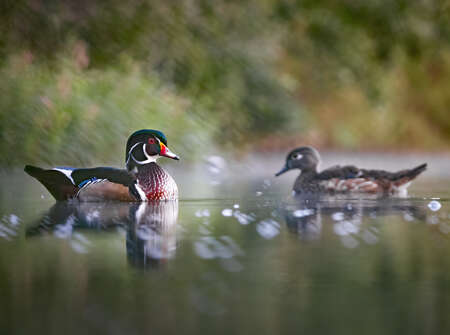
(24, 129, 179, 201)
(276, 146, 427, 196)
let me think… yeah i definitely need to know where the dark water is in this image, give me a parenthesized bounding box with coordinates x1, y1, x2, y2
(1, 170, 450, 335)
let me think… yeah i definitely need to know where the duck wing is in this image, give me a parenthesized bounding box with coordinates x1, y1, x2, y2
(25, 165, 139, 201)
(316, 165, 361, 180)
(315, 163, 427, 193)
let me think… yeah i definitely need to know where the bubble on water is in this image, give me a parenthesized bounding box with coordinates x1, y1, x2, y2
(333, 220, 358, 236)
(73, 232, 91, 245)
(221, 209, 233, 217)
(256, 191, 263, 196)
(206, 155, 226, 175)
(233, 204, 240, 209)
(403, 212, 415, 222)
(342, 221, 359, 234)
(332, 212, 345, 221)
(233, 211, 254, 225)
(362, 229, 378, 244)
(220, 236, 244, 256)
(333, 223, 348, 236)
(194, 240, 215, 259)
(196, 209, 211, 217)
(292, 209, 314, 218)
(54, 215, 75, 239)
(9, 214, 20, 226)
(194, 237, 234, 259)
(341, 235, 359, 249)
(41, 195, 45, 199)
(428, 200, 441, 212)
(256, 219, 280, 239)
(70, 240, 88, 254)
(346, 204, 353, 211)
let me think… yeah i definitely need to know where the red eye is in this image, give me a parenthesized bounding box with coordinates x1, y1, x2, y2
(148, 138, 156, 145)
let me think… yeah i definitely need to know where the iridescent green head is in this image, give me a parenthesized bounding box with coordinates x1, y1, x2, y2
(125, 129, 179, 171)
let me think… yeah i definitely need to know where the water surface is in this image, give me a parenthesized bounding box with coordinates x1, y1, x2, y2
(1, 167, 449, 335)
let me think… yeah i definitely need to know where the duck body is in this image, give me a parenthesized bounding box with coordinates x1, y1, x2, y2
(25, 129, 179, 201)
(276, 147, 427, 196)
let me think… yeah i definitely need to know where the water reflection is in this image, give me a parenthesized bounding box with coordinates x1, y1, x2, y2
(283, 196, 427, 244)
(27, 201, 178, 269)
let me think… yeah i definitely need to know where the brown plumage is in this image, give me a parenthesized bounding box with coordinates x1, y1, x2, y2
(276, 147, 427, 195)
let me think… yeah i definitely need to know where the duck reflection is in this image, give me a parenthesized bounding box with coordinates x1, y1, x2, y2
(283, 196, 426, 242)
(27, 201, 178, 269)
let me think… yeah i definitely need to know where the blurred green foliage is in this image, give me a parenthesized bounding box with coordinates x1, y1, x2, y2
(0, 0, 449, 165)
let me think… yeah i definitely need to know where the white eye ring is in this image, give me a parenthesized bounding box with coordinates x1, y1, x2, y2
(292, 153, 303, 160)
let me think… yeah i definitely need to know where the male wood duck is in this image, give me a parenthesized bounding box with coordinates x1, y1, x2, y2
(24, 129, 179, 201)
(275, 146, 427, 196)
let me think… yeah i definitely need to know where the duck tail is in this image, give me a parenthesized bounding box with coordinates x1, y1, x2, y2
(24, 165, 77, 201)
(407, 163, 427, 179)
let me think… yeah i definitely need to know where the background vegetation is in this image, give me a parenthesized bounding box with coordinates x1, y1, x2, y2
(1, 0, 449, 166)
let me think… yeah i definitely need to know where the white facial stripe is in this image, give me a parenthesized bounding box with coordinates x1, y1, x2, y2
(127, 142, 158, 165)
(126, 142, 143, 165)
(292, 154, 303, 160)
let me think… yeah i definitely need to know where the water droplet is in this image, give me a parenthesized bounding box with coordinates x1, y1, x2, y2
(428, 200, 441, 212)
(221, 209, 233, 217)
(73, 232, 91, 245)
(70, 240, 88, 254)
(194, 240, 215, 259)
(341, 235, 359, 249)
(206, 155, 226, 175)
(362, 229, 378, 244)
(333, 223, 348, 236)
(8, 214, 19, 226)
(256, 219, 280, 239)
(233, 211, 254, 225)
(332, 212, 345, 221)
(292, 209, 314, 218)
(403, 212, 415, 222)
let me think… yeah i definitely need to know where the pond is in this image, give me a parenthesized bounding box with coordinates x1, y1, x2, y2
(1, 155, 449, 335)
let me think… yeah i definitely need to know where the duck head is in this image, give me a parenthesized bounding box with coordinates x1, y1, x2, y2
(126, 129, 179, 171)
(275, 146, 320, 176)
